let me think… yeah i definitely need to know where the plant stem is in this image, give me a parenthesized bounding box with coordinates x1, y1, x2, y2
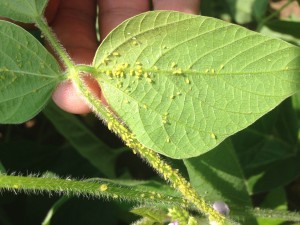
(42, 197, 70, 225)
(70, 72, 227, 224)
(257, 0, 295, 31)
(35, 17, 75, 70)
(76, 65, 98, 74)
(0, 174, 185, 208)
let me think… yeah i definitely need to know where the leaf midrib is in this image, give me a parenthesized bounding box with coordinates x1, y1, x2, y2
(100, 75, 267, 139)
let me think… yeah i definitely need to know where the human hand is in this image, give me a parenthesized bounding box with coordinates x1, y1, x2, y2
(49, 0, 200, 114)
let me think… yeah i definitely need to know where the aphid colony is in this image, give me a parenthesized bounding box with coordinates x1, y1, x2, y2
(98, 52, 219, 143)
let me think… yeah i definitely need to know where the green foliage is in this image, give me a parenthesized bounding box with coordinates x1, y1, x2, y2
(0, 20, 61, 124)
(184, 140, 257, 224)
(1, 1, 300, 224)
(0, 0, 48, 23)
(43, 102, 121, 178)
(261, 20, 300, 46)
(94, 11, 300, 159)
(226, 0, 256, 23)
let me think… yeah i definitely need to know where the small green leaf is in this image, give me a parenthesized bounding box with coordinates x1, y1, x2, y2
(0, 0, 48, 23)
(0, 21, 61, 124)
(93, 11, 300, 159)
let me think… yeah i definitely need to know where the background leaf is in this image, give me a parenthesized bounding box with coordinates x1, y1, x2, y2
(0, 21, 61, 124)
(225, 0, 255, 24)
(256, 188, 287, 225)
(0, 0, 48, 23)
(93, 11, 300, 159)
(260, 20, 300, 46)
(231, 98, 300, 194)
(184, 140, 257, 224)
(43, 102, 121, 178)
(253, 0, 269, 22)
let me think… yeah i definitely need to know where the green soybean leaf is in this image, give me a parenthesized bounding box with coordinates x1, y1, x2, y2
(93, 11, 300, 159)
(0, 21, 61, 124)
(0, 0, 48, 23)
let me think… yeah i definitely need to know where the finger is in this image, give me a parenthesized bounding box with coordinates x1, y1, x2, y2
(51, 0, 101, 114)
(52, 76, 101, 114)
(152, 0, 200, 14)
(51, 0, 98, 59)
(98, 0, 150, 39)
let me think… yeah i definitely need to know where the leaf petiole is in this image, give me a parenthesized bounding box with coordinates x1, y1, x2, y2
(35, 17, 75, 70)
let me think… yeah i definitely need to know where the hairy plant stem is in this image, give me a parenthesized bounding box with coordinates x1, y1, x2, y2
(35, 17, 75, 70)
(257, 0, 296, 31)
(0, 174, 185, 207)
(70, 70, 227, 225)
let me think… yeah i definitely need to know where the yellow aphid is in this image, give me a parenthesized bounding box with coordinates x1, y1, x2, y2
(210, 133, 217, 139)
(105, 70, 112, 76)
(185, 78, 190, 84)
(173, 68, 183, 75)
(113, 194, 118, 199)
(112, 52, 120, 56)
(100, 184, 108, 192)
(129, 69, 135, 76)
(146, 78, 153, 83)
(171, 62, 177, 68)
